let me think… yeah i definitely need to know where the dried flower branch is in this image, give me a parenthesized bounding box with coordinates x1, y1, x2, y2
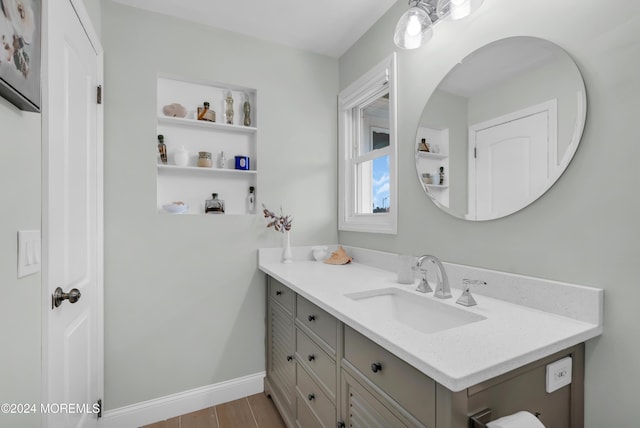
(262, 204, 293, 234)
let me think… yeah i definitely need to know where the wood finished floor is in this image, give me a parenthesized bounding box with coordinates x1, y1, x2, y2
(141, 393, 285, 428)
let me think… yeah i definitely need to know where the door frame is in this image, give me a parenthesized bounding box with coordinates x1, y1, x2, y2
(41, 0, 104, 425)
(466, 99, 557, 220)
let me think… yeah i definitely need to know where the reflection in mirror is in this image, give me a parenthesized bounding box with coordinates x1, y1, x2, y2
(415, 37, 586, 221)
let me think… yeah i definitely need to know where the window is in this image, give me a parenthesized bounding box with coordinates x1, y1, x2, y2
(338, 54, 397, 234)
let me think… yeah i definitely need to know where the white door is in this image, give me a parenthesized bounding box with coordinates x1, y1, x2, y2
(42, 0, 103, 427)
(470, 106, 554, 220)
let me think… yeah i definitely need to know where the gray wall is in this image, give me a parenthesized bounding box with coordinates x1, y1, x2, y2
(0, 100, 41, 428)
(339, 0, 640, 426)
(83, 0, 102, 37)
(101, 2, 338, 410)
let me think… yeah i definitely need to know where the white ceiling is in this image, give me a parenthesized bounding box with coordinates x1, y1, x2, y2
(111, 0, 399, 58)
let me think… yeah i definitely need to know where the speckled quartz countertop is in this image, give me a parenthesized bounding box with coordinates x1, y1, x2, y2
(259, 246, 603, 392)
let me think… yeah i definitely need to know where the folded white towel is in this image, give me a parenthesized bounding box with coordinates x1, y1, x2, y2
(486, 411, 545, 428)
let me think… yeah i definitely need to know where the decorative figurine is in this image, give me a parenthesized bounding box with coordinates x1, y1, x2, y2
(243, 93, 251, 127)
(225, 90, 234, 125)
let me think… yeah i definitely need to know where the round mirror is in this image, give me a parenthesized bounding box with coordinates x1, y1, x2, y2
(415, 37, 586, 221)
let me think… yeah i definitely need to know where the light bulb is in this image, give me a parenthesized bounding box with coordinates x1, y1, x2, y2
(406, 14, 422, 36)
(393, 3, 433, 49)
(406, 15, 421, 36)
(450, 0, 472, 20)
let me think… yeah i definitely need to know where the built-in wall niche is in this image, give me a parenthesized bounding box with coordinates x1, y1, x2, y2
(156, 75, 257, 215)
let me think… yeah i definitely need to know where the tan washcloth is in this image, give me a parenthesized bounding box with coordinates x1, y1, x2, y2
(323, 246, 353, 265)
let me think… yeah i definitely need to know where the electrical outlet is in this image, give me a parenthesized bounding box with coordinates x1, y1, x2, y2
(546, 356, 572, 393)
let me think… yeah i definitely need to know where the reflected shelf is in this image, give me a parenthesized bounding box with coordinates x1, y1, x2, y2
(417, 151, 448, 160)
(427, 184, 449, 190)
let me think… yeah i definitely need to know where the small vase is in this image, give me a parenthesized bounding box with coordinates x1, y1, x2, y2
(282, 231, 292, 263)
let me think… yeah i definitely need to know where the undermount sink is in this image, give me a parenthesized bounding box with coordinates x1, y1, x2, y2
(345, 287, 486, 335)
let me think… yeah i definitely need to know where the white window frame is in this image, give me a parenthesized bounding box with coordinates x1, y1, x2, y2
(338, 54, 397, 234)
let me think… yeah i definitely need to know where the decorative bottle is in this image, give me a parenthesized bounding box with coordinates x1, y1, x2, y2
(205, 193, 225, 214)
(225, 90, 234, 125)
(243, 93, 251, 127)
(217, 151, 226, 169)
(157, 134, 167, 164)
(439, 166, 445, 185)
(174, 145, 189, 166)
(197, 101, 215, 122)
(247, 186, 255, 213)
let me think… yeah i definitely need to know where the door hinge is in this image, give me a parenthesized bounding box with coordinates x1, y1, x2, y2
(474, 147, 477, 158)
(97, 85, 102, 104)
(96, 398, 102, 418)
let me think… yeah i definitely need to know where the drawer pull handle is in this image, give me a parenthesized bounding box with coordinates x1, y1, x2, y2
(308, 354, 315, 362)
(337, 423, 346, 428)
(371, 362, 382, 373)
(276, 291, 282, 296)
(286, 355, 293, 362)
(308, 315, 316, 322)
(308, 393, 315, 401)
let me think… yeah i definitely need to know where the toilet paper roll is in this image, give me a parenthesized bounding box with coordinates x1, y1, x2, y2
(486, 411, 545, 428)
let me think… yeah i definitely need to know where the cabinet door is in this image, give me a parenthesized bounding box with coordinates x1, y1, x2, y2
(268, 298, 296, 422)
(341, 370, 414, 428)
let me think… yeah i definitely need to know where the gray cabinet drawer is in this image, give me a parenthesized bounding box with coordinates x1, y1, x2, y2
(296, 394, 322, 428)
(296, 295, 337, 352)
(269, 278, 294, 314)
(344, 326, 435, 427)
(297, 364, 336, 428)
(296, 328, 336, 398)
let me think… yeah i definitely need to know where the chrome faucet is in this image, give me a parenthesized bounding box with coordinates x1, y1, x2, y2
(415, 255, 451, 298)
(456, 279, 487, 306)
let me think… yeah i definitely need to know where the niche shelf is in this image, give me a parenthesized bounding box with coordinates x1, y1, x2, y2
(156, 74, 258, 215)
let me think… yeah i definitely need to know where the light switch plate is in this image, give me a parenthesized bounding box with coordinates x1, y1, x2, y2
(546, 356, 572, 393)
(18, 230, 41, 278)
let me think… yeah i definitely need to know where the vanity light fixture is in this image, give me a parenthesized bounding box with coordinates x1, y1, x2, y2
(393, 0, 484, 50)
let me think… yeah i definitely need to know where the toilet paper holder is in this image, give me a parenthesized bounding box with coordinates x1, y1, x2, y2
(469, 408, 542, 428)
(470, 408, 492, 428)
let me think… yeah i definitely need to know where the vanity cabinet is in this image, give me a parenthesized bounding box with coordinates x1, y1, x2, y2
(265, 278, 296, 427)
(264, 277, 584, 428)
(156, 75, 257, 215)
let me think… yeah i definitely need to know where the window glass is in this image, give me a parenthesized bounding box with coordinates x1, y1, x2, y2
(359, 95, 390, 155)
(355, 155, 390, 214)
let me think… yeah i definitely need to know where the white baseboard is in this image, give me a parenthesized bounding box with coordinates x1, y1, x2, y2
(99, 372, 265, 428)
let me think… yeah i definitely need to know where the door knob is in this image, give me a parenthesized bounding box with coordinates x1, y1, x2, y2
(52, 287, 81, 309)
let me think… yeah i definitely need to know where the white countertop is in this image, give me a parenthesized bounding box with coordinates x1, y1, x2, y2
(259, 246, 603, 392)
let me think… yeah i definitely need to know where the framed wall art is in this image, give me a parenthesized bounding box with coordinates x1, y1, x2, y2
(0, 0, 41, 112)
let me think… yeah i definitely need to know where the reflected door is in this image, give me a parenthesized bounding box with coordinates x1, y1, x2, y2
(472, 110, 550, 220)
